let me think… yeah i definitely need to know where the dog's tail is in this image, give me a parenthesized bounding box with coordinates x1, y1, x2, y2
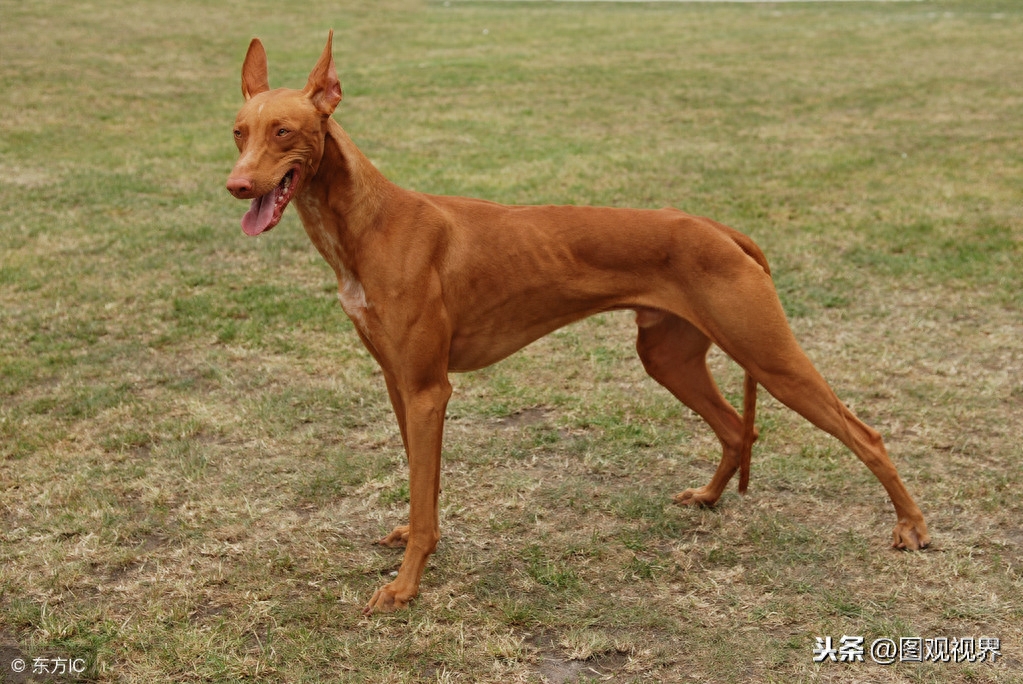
(715, 219, 764, 494)
(737, 371, 758, 494)
(703, 216, 765, 493)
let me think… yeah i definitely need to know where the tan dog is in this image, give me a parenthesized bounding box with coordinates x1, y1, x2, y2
(226, 32, 929, 614)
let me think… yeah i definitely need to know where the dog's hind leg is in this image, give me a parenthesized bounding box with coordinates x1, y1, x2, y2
(743, 350, 930, 549)
(690, 266, 930, 549)
(634, 309, 754, 506)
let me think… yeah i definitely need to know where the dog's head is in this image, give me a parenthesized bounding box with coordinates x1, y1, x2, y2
(226, 31, 343, 236)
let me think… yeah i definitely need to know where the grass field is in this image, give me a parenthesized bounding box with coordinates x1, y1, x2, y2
(2, 0, 1021, 681)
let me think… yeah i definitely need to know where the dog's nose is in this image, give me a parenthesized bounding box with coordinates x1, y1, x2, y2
(226, 177, 254, 199)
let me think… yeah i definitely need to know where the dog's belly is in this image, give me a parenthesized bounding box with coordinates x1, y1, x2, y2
(446, 315, 580, 372)
(446, 300, 647, 373)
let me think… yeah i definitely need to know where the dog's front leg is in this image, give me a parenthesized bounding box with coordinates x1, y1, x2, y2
(371, 372, 413, 549)
(363, 379, 452, 615)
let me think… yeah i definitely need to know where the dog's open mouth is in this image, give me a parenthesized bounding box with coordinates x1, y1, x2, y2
(241, 166, 300, 236)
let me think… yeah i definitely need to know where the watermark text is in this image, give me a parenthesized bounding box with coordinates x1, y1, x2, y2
(813, 636, 1001, 665)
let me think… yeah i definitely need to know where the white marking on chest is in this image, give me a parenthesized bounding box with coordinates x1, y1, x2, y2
(292, 195, 368, 326)
(338, 268, 369, 327)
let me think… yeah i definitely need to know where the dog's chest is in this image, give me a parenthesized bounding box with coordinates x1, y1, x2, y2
(294, 194, 370, 327)
(338, 271, 369, 328)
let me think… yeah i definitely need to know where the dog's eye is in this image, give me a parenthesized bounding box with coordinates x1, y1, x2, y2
(277, 128, 290, 137)
(233, 128, 242, 138)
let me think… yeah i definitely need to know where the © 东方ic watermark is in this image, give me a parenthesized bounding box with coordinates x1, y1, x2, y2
(8, 656, 88, 677)
(813, 635, 1001, 665)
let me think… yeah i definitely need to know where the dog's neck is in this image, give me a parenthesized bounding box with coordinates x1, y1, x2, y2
(294, 118, 395, 281)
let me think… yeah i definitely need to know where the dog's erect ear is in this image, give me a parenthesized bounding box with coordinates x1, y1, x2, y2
(241, 38, 270, 101)
(304, 29, 343, 116)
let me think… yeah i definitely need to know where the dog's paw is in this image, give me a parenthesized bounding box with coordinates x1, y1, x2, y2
(363, 582, 413, 615)
(673, 486, 721, 508)
(891, 518, 931, 551)
(375, 524, 410, 548)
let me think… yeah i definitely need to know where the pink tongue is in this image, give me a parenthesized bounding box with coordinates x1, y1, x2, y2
(241, 189, 278, 236)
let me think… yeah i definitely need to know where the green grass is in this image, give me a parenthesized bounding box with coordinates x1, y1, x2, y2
(2, 0, 1022, 682)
